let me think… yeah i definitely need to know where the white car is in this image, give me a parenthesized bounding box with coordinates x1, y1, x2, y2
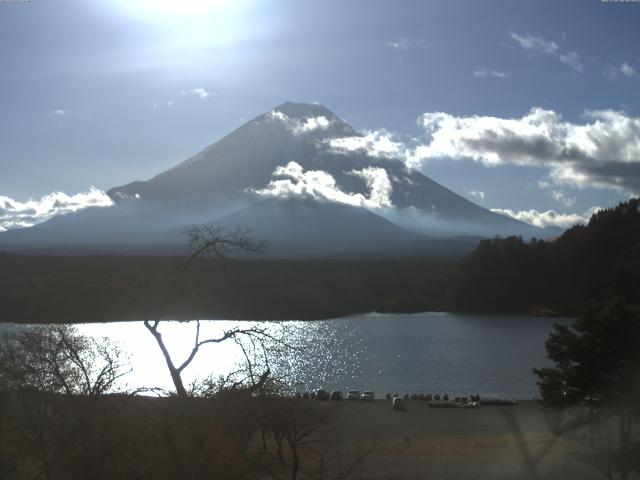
(347, 390, 360, 401)
(361, 391, 375, 401)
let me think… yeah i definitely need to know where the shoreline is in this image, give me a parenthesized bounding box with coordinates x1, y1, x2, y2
(0, 309, 575, 325)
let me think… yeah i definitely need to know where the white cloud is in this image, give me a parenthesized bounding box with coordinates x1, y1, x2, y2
(550, 190, 576, 208)
(509, 32, 583, 72)
(474, 68, 510, 79)
(180, 87, 211, 99)
(292, 115, 330, 134)
(267, 110, 288, 122)
(323, 106, 640, 194)
(350, 167, 394, 208)
(491, 206, 602, 229)
(266, 110, 333, 135)
(252, 161, 393, 209)
(407, 107, 640, 194)
(620, 62, 638, 77)
(329, 130, 407, 159)
(51, 109, 69, 116)
(469, 190, 486, 200)
(0, 187, 114, 232)
(386, 37, 431, 52)
(166, 100, 174, 107)
(605, 61, 639, 78)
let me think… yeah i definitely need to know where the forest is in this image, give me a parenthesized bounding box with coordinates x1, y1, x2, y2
(0, 254, 455, 323)
(452, 198, 640, 316)
(1, 198, 638, 323)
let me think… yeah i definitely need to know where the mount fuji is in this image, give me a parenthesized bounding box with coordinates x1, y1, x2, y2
(0, 102, 552, 256)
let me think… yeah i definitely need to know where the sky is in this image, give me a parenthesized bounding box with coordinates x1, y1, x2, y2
(1, 0, 640, 229)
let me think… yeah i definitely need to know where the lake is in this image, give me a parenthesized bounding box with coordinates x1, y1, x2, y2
(3, 313, 572, 399)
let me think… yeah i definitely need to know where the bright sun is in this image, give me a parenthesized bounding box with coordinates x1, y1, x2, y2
(113, 0, 235, 23)
(111, 0, 242, 46)
(134, 0, 228, 16)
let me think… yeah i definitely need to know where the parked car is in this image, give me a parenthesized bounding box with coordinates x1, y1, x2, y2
(347, 390, 360, 401)
(392, 397, 406, 411)
(316, 389, 329, 400)
(361, 391, 375, 401)
(331, 390, 343, 401)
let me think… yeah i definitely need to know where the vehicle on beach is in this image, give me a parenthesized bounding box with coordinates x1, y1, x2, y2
(331, 390, 343, 401)
(316, 389, 329, 400)
(347, 390, 360, 400)
(361, 391, 375, 401)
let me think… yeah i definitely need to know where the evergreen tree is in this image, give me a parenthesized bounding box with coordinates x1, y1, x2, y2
(534, 242, 640, 447)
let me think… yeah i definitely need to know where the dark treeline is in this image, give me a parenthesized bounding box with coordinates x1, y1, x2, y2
(2, 198, 638, 323)
(452, 198, 640, 315)
(0, 255, 455, 323)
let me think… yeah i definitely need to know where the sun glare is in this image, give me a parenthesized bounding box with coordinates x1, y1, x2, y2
(134, 0, 228, 17)
(112, 0, 237, 25)
(110, 0, 246, 47)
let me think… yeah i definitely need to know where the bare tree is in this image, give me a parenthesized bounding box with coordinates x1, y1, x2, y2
(169, 225, 266, 292)
(312, 428, 378, 480)
(143, 225, 270, 398)
(259, 398, 330, 480)
(0, 324, 128, 396)
(0, 325, 130, 480)
(586, 444, 638, 480)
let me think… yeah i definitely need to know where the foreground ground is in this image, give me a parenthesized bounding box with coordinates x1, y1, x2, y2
(2, 390, 635, 479)
(307, 400, 625, 480)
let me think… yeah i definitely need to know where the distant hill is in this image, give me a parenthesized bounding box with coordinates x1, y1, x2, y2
(212, 199, 418, 256)
(452, 198, 640, 315)
(210, 199, 479, 258)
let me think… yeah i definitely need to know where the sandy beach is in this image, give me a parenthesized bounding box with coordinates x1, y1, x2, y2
(316, 400, 612, 480)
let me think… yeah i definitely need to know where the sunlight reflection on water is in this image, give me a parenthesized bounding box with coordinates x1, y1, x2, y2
(12, 312, 571, 399)
(74, 318, 368, 395)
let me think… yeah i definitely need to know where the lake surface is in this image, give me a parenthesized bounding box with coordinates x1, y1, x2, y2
(7, 313, 573, 399)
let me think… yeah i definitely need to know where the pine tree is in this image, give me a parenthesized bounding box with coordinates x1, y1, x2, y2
(534, 242, 640, 448)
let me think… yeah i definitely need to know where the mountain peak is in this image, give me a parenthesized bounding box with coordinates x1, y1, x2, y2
(271, 101, 338, 121)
